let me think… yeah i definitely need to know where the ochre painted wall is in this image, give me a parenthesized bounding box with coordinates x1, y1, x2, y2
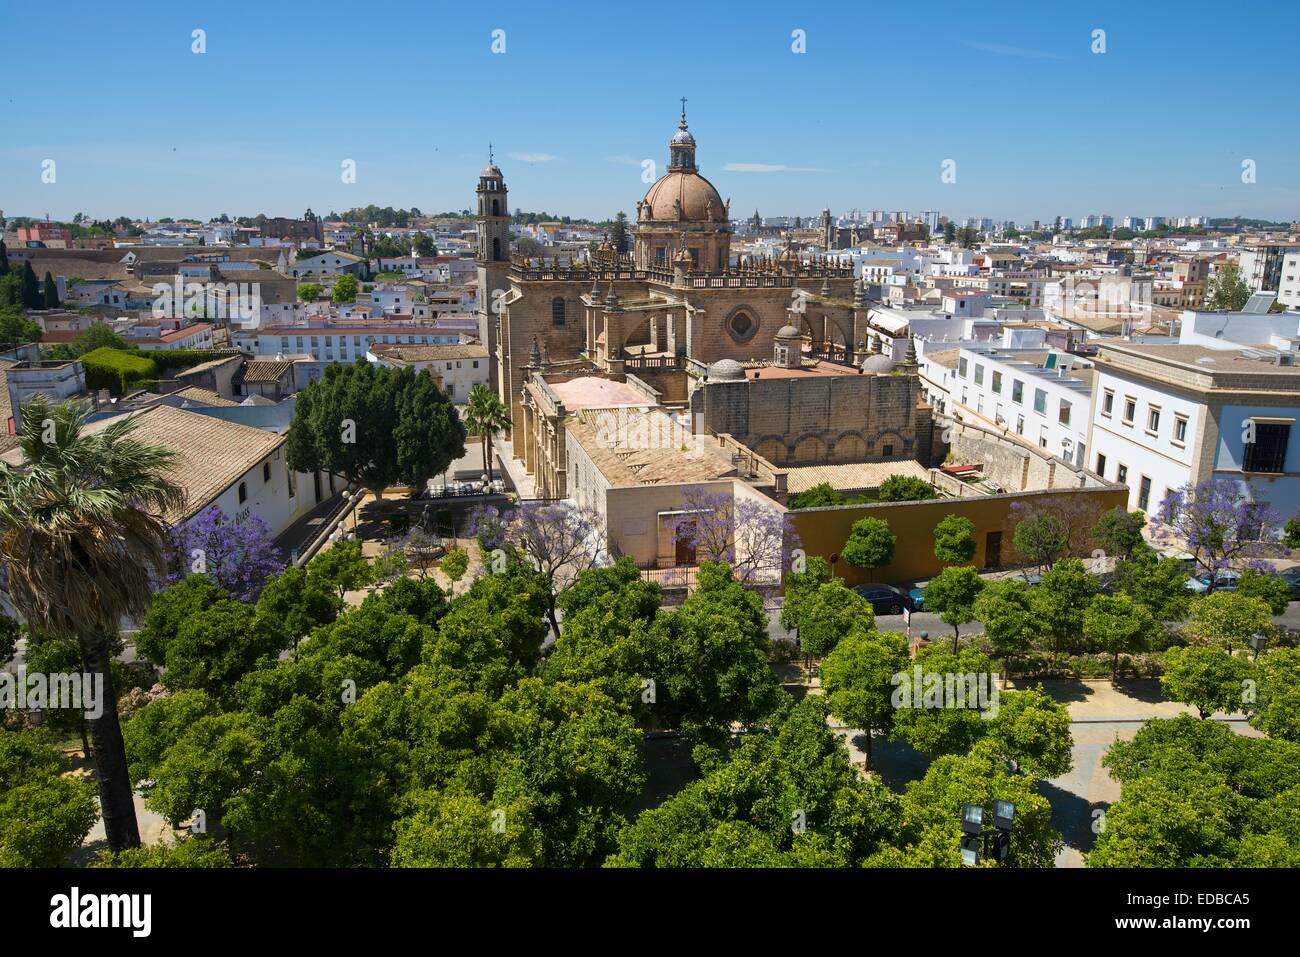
(788, 486, 1129, 586)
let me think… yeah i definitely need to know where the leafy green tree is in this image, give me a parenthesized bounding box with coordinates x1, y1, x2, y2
(254, 565, 343, 652)
(973, 578, 1040, 675)
(1284, 516, 1300, 550)
(933, 514, 976, 565)
(1236, 569, 1291, 616)
(0, 613, 18, 666)
(440, 547, 469, 593)
(91, 834, 231, 867)
(986, 687, 1073, 778)
(608, 699, 901, 867)
(297, 282, 323, 301)
(923, 565, 985, 651)
(877, 475, 936, 502)
(876, 739, 1061, 867)
(1246, 647, 1300, 742)
(154, 598, 283, 697)
(1092, 507, 1146, 560)
(1161, 645, 1254, 718)
(0, 305, 41, 345)
(286, 359, 465, 495)
(841, 517, 895, 582)
(1186, 592, 1272, 650)
(331, 272, 359, 303)
(20, 261, 41, 308)
(890, 644, 997, 760)
(1206, 260, 1250, 311)
(1013, 513, 1066, 572)
(307, 539, 374, 599)
(1031, 558, 1097, 653)
(0, 732, 98, 867)
(464, 383, 511, 482)
(391, 790, 541, 866)
(122, 689, 216, 781)
(780, 554, 831, 637)
(0, 395, 184, 852)
(821, 629, 910, 766)
(1084, 593, 1162, 682)
(786, 482, 843, 509)
(610, 211, 629, 254)
(42, 271, 60, 308)
(797, 580, 874, 660)
(0, 239, 8, 275)
(1113, 544, 1192, 621)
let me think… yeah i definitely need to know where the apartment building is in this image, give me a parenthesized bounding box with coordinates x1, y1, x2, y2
(1088, 342, 1300, 521)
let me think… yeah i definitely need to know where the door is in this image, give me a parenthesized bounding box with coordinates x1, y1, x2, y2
(675, 521, 697, 566)
(985, 531, 1002, 569)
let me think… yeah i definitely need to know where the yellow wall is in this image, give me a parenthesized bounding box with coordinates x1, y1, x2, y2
(788, 486, 1129, 585)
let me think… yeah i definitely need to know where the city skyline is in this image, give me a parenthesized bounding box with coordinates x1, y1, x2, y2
(3, 0, 1297, 224)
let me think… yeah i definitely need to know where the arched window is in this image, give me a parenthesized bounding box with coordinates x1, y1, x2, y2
(492, 199, 500, 216)
(238, 482, 247, 504)
(552, 297, 566, 326)
(492, 237, 501, 261)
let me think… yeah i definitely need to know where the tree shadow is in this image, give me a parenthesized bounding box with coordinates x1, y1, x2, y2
(1008, 677, 1094, 704)
(1113, 679, 1165, 704)
(864, 733, 930, 793)
(1038, 778, 1107, 856)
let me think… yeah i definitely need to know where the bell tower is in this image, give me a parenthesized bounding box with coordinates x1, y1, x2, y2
(476, 147, 510, 393)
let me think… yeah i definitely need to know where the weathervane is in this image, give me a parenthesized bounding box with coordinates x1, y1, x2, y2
(488, 142, 494, 164)
(679, 97, 687, 128)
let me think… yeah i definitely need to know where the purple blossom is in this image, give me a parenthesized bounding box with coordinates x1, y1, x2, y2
(1149, 479, 1281, 576)
(164, 505, 286, 602)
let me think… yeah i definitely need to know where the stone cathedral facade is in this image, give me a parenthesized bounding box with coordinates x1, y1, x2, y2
(475, 110, 930, 473)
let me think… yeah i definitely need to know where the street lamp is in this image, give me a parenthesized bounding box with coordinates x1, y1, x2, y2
(959, 800, 1016, 866)
(1249, 632, 1268, 661)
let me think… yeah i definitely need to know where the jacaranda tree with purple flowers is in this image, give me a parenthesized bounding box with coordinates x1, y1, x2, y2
(164, 505, 285, 602)
(1150, 479, 1279, 584)
(673, 485, 800, 589)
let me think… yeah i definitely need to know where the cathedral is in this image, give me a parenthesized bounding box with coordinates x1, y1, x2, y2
(475, 109, 929, 487)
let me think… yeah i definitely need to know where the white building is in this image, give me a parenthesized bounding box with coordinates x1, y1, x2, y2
(1088, 342, 1300, 521)
(944, 345, 1094, 468)
(365, 343, 490, 402)
(1276, 252, 1300, 309)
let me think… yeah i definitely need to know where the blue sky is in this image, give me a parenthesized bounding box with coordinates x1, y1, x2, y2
(2, 0, 1296, 224)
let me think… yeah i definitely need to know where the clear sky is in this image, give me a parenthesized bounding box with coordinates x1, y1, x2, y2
(2, 0, 1296, 224)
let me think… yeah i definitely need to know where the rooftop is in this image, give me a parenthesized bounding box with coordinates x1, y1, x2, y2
(549, 376, 649, 409)
(780, 459, 934, 495)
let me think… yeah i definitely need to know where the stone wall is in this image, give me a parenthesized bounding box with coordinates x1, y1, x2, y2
(941, 418, 1105, 492)
(695, 370, 928, 466)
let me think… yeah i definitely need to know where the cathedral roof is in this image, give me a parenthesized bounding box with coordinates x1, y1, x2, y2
(641, 170, 727, 224)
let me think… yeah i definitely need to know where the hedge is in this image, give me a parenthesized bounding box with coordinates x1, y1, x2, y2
(81, 347, 157, 396)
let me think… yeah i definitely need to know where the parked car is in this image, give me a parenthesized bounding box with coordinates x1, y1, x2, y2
(1279, 566, 1300, 599)
(852, 583, 910, 616)
(1185, 570, 1240, 594)
(908, 585, 927, 610)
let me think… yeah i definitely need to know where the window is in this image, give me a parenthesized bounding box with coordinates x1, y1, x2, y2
(961, 387, 968, 405)
(1016, 414, 1025, 435)
(1174, 415, 1189, 445)
(1146, 406, 1161, 434)
(1138, 476, 1152, 511)
(1038, 426, 1048, 449)
(1059, 400, 1071, 426)
(1096, 452, 1107, 476)
(959, 357, 968, 378)
(446, 362, 453, 370)
(1033, 389, 1047, 414)
(1243, 422, 1290, 473)
(974, 364, 985, 386)
(1123, 396, 1136, 423)
(286, 467, 296, 499)
(238, 482, 247, 504)
(882, 443, 894, 457)
(727, 309, 757, 343)
(262, 462, 271, 483)
(1102, 389, 1114, 416)
(991, 371, 1002, 393)
(551, 296, 566, 326)
(1117, 464, 1128, 485)
(1012, 379, 1024, 404)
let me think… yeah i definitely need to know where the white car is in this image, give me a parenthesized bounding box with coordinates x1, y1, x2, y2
(1185, 570, 1240, 594)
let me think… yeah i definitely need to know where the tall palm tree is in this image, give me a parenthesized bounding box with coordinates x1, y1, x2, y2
(464, 383, 510, 484)
(0, 395, 184, 851)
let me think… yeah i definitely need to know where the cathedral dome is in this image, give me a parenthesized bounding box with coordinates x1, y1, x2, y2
(708, 358, 746, 381)
(776, 324, 803, 339)
(641, 170, 726, 223)
(860, 354, 896, 374)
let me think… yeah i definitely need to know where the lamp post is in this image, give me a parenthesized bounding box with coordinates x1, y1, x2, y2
(1249, 632, 1268, 661)
(959, 800, 1016, 866)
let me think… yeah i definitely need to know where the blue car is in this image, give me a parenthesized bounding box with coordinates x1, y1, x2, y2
(852, 584, 910, 616)
(908, 586, 926, 610)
